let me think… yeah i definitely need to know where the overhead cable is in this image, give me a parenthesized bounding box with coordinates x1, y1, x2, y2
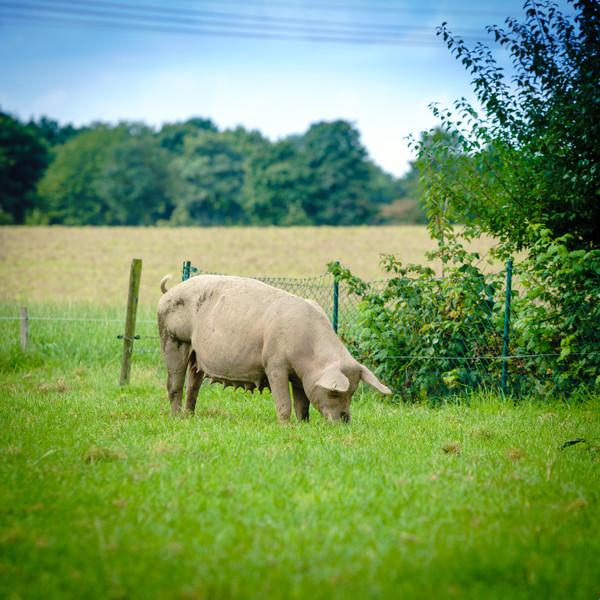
(0, 0, 492, 45)
(19, 0, 492, 36)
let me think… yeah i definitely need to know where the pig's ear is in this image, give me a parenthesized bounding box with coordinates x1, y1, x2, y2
(360, 365, 392, 395)
(316, 366, 350, 393)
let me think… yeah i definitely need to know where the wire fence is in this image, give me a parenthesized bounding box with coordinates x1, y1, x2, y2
(181, 261, 511, 395)
(2, 258, 597, 398)
(182, 260, 599, 398)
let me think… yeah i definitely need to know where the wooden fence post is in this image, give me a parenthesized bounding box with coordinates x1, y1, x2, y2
(20, 307, 28, 351)
(119, 258, 143, 386)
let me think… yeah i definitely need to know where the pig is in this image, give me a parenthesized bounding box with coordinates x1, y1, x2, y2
(157, 274, 391, 423)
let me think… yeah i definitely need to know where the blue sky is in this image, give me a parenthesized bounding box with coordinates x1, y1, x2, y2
(0, 0, 572, 176)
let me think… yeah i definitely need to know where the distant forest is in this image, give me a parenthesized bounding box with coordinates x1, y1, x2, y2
(0, 110, 424, 227)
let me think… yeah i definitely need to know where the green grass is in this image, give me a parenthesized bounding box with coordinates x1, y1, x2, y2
(1, 305, 599, 599)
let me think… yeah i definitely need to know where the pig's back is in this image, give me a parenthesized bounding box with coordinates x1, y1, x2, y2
(185, 275, 326, 381)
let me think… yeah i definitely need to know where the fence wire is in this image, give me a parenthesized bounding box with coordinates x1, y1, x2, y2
(182, 261, 599, 397)
(2, 259, 596, 398)
(182, 262, 510, 396)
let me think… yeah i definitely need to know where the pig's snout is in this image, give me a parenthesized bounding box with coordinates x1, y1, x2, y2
(325, 410, 351, 423)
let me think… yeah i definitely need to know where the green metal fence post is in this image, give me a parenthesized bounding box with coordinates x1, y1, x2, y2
(182, 260, 191, 281)
(501, 259, 513, 395)
(332, 262, 340, 334)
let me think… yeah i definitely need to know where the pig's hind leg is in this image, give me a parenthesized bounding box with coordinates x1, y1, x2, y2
(185, 350, 204, 414)
(163, 337, 190, 416)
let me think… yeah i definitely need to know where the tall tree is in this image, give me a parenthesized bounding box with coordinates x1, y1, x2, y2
(242, 139, 311, 225)
(299, 120, 378, 225)
(414, 0, 600, 250)
(97, 132, 178, 225)
(170, 130, 247, 225)
(29, 116, 80, 147)
(158, 117, 218, 154)
(0, 110, 49, 224)
(37, 124, 130, 224)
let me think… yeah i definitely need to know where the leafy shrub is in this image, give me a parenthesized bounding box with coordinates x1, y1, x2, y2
(510, 227, 600, 395)
(330, 225, 600, 400)
(363, 0, 600, 400)
(330, 237, 505, 400)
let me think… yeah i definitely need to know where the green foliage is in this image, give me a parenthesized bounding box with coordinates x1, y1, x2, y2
(28, 116, 81, 147)
(366, 161, 405, 207)
(242, 138, 311, 225)
(96, 132, 178, 226)
(1, 111, 412, 227)
(413, 0, 600, 250)
(334, 0, 597, 399)
(170, 129, 251, 225)
(241, 121, 397, 226)
(37, 124, 131, 224)
(300, 120, 379, 225)
(0, 110, 50, 224)
(331, 226, 600, 398)
(330, 235, 504, 399)
(37, 122, 179, 226)
(158, 117, 218, 154)
(510, 227, 600, 394)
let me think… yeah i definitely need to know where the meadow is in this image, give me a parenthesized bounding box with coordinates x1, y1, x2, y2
(0, 226, 498, 308)
(0, 226, 598, 599)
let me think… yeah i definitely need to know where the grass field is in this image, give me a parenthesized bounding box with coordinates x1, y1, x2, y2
(1, 333, 599, 599)
(0, 226, 498, 308)
(1, 227, 598, 599)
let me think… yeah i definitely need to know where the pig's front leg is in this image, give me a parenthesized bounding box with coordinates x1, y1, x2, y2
(292, 383, 310, 422)
(266, 366, 292, 423)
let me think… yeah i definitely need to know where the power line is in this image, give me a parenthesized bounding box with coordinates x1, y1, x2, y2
(19, 0, 491, 36)
(0, 7, 490, 46)
(0, 15, 441, 46)
(176, 0, 515, 19)
(0, 0, 492, 45)
(0, 12, 446, 45)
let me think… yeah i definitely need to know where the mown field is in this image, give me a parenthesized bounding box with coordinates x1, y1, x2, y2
(0, 226, 498, 308)
(0, 226, 598, 599)
(1, 340, 599, 599)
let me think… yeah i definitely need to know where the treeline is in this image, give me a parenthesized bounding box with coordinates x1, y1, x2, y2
(0, 110, 424, 226)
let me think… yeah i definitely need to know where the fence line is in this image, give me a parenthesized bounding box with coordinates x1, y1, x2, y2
(2, 257, 596, 397)
(180, 259, 599, 397)
(0, 316, 157, 324)
(385, 352, 599, 361)
(0, 316, 123, 322)
(1, 311, 593, 361)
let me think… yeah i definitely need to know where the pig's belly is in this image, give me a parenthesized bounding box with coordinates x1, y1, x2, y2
(191, 328, 267, 386)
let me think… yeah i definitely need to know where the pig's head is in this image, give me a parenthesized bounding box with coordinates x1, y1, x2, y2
(307, 362, 391, 422)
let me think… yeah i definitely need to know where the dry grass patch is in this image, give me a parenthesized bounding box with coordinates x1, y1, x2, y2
(506, 447, 526, 461)
(152, 440, 181, 455)
(0, 226, 498, 307)
(37, 379, 69, 394)
(442, 441, 461, 455)
(83, 446, 126, 464)
(564, 498, 588, 512)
